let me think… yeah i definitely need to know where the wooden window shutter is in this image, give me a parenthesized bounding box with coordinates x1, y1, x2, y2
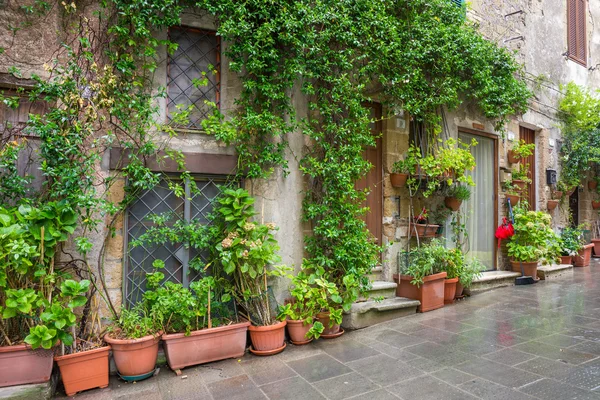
(451, 0, 464, 6)
(568, 0, 587, 66)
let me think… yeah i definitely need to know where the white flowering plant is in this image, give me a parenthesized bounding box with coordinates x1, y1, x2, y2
(506, 205, 561, 264)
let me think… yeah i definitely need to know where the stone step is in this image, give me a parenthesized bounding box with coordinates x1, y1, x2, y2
(342, 297, 420, 329)
(537, 264, 574, 280)
(367, 266, 383, 281)
(467, 271, 521, 294)
(362, 280, 397, 301)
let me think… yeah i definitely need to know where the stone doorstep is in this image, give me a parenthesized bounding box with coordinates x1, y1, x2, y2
(342, 297, 420, 330)
(360, 280, 397, 301)
(0, 371, 58, 400)
(537, 264, 574, 280)
(467, 270, 521, 294)
(367, 265, 383, 281)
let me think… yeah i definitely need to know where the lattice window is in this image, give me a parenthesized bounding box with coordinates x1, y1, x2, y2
(124, 175, 233, 306)
(167, 27, 220, 130)
(568, 0, 587, 66)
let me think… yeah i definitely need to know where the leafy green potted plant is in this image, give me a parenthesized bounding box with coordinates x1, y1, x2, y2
(507, 139, 535, 164)
(394, 240, 447, 312)
(570, 224, 594, 267)
(504, 181, 521, 206)
(506, 206, 561, 278)
(456, 258, 486, 298)
(391, 147, 419, 188)
(559, 227, 583, 265)
(410, 208, 439, 238)
(438, 247, 464, 304)
(444, 184, 471, 212)
(510, 164, 531, 192)
(143, 261, 249, 375)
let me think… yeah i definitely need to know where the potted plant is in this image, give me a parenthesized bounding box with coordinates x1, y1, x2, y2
(571, 224, 594, 267)
(391, 147, 419, 188)
(409, 208, 439, 238)
(592, 199, 600, 210)
(456, 258, 486, 298)
(547, 199, 559, 211)
(444, 185, 471, 212)
(394, 240, 447, 312)
(559, 227, 583, 265)
(510, 165, 531, 192)
(507, 139, 535, 164)
(439, 247, 464, 304)
(277, 264, 324, 345)
(506, 206, 561, 279)
(0, 203, 88, 388)
(504, 182, 521, 206)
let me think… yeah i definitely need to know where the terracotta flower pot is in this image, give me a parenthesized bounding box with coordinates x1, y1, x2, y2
(510, 260, 538, 278)
(390, 173, 408, 188)
(162, 321, 250, 372)
(505, 194, 520, 205)
(592, 239, 600, 257)
(592, 201, 600, 210)
(394, 272, 447, 313)
(512, 180, 527, 191)
(574, 244, 594, 267)
(444, 197, 462, 212)
(0, 344, 54, 387)
(444, 278, 459, 305)
(589, 180, 598, 190)
(507, 150, 520, 164)
(287, 320, 314, 345)
(248, 320, 286, 353)
(547, 200, 559, 211)
(560, 255, 573, 265)
(316, 312, 341, 336)
(104, 332, 162, 377)
(455, 282, 464, 298)
(409, 223, 440, 238)
(55, 346, 110, 396)
(552, 191, 563, 199)
(566, 187, 576, 197)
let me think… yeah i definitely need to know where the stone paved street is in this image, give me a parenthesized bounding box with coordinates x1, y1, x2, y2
(57, 263, 600, 399)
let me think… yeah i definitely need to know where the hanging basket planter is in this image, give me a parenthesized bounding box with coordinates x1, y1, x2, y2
(507, 150, 520, 164)
(505, 194, 520, 205)
(390, 173, 409, 188)
(444, 197, 462, 211)
(547, 200, 559, 211)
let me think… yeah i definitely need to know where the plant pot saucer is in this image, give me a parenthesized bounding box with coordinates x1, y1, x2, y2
(118, 368, 157, 382)
(321, 328, 345, 339)
(249, 342, 286, 356)
(290, 338, 313, 346)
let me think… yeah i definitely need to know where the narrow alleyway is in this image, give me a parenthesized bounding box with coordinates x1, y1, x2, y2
(57, 263, 600, 400)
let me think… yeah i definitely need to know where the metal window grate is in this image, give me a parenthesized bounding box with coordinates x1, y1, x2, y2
(124, 175, 232, 307)
(167, 27, 220, 130)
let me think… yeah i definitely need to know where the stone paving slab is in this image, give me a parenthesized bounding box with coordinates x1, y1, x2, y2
(55, 261, 600, 399)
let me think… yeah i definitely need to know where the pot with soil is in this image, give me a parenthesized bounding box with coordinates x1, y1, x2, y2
(390, 173, 409, 188)
(0, 344, 54, 387)
(54, 346, 110, 396)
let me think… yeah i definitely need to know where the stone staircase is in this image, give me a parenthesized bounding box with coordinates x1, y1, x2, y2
(342, 266, 420, 330)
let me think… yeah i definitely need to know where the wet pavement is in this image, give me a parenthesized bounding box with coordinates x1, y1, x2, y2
(57, 262, 600, 399)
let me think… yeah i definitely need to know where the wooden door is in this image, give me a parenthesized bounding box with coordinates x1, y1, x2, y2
(520, 127, 536, 210)
(570, 189, 579, 226)
(356, 104, 383, 244)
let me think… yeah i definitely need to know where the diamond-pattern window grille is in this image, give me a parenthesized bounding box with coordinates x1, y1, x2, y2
(124, 175, 234, 307)
(167, 26, 221, 130)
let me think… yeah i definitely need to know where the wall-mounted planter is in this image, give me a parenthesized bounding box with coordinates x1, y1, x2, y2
(0, 344, 54, 387)
(505, 194, 520, 205)
(409, 223, 440, 238)
(547, 200, 559, 211)
(55, 346, 110, 396)
(162, 321, 250, 373)
(574, 243, 594, 267)
(444, 197, 462, 212)
(390, 173, 409, 188)
(507, 150, 520, 164)
(589, 180, 598, 190)
(394, 271, 447, 312)
(512, 179, 527, 191)
(592, 201, 600, 210)
(560, 255, 573, 265)
(104, 332, 162, 377)
(552, 191, 563, 200)
(443, 278, 459, 304)
(510, 260, 538, 279)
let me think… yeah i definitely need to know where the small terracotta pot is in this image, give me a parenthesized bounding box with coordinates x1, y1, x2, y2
(455, 282, 464, 298)
(574, 244, 594, 267)
(394, 272, 447, 313)
(547, 200, 559, 211)
(589, 180, 598, 190)
(444, 197, 462, 212)
(104, 331, 162, 377)
(566, 187, 576, 197)
(444, 278, 459, 305)
(162, 321, 249, 371)
(507, 150, 520, 164)
(592, 239, 600, 257)
(560, 255, 573, 265)
(248, 320, 286, 352)
(0, 344, 54, 387)
(409, 223, 440, 238)
(390, 173, 408, 188)
(510, 260, 538, 279)
(287, 320, 313, 344)
(592, 201, 600, 210)
(316, 312, 341, 335)
(55, 346, 110, 396)
(505, 194, 520, 205)
(552, 191, 563, 199)
(512, 180, 527, 191)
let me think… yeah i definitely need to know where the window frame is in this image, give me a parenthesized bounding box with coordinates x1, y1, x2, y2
(567, 0, 587, 67)
(166, 26, 222, 131)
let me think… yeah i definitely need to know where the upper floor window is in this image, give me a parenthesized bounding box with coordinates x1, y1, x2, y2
(567, 0, 587, 66)
(167, 27, 220, 130)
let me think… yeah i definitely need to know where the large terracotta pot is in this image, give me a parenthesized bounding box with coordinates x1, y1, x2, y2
(547, 200, 559, 211)
(589, 180, 598, 190)
(162, 321, 249, 372)
(512, 180, 527, 191)
(574, 244, 594, 267)
(394, 272, 447, 313)
(592, 239, 600, 257)
(55, 346, 110, 396)
(592, 201, 600, 210)
(316, 312, 341, 335)
(507, 150, 520, 164)
(248, 320, 286, 352)
(505, 194, 520, 205)
(0, 344, 54, 387)
(104, 332, 162, 377)
(443, 278, 459, 305)
(287, 320, 313, 345)
(510, 260, 538, 278)
(444, 197, 462, 212)
(409, 223, 440, 238)
(390, 173, 408, 188)
(455, 282, 464, 298)
(560, 255, 573, 265)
